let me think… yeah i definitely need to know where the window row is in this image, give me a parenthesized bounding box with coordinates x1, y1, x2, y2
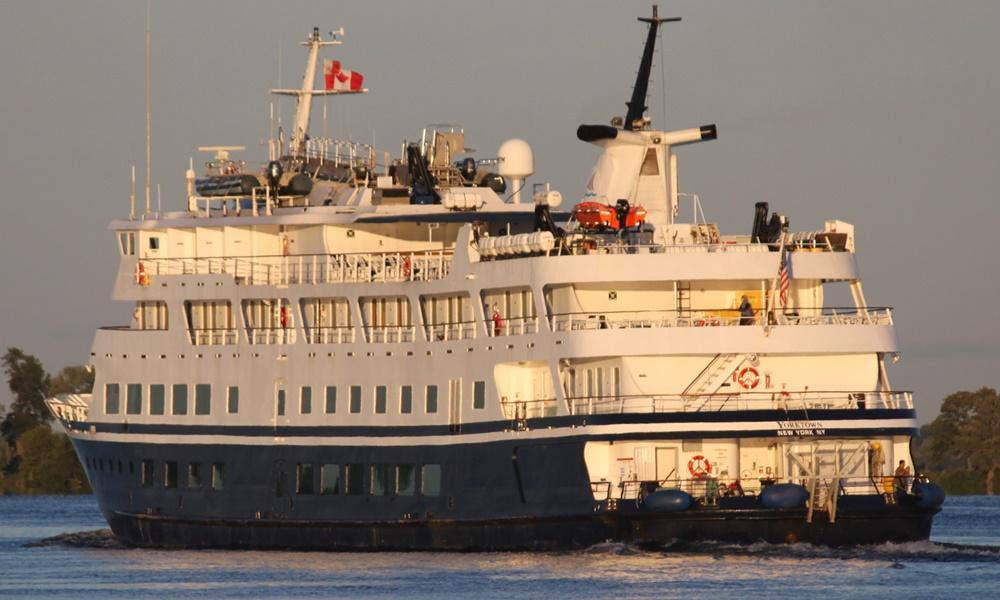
(286, 463, 441, 497)
(85, 456, 225, 491)
(104, 381, 488, 416)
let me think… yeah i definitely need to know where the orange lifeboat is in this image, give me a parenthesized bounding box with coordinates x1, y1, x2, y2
(573, 201, 647, 230)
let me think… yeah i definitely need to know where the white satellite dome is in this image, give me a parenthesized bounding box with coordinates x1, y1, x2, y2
(497, 139, 534, 179)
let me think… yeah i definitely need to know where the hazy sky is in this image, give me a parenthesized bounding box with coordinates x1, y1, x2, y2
(1, 0, 997, 422)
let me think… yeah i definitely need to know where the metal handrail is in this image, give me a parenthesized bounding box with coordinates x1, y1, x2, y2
(599, 474, 893, 502)
(564, 389, 912, 414)
(550, 307, 892, 331)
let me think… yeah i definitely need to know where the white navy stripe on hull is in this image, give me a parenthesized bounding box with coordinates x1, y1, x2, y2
(68, 417, 916, 447)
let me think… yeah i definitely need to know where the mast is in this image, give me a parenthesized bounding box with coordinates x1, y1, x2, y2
(624, 5, 679, 131)
(271, 27, 366, 158)
(144, 1, 152, 215)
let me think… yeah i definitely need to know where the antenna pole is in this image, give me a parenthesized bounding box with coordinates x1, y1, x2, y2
(130, 165, 136, 220)
(625, 4, 680, 131)
(144, 0, 152, 215)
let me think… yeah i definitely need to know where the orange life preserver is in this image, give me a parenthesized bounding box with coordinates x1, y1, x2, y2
(402, 256, 412, 279)
(688, 455, 712, 479)
(694, 319, 706, 327)
(134, 261, 150, 286)
(737, 366, 760, 390)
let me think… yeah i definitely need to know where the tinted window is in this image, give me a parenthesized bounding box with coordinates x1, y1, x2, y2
(426, 385, 438, 413)
(195, 384, 211, 415)
(126, 383, 142, 415)
(150, 384, 165, 415)
(211, 463, 225, 490)
(350, 386, 361, 414)
(164, 461, 178, 489)
(345, 463, 363, 495)
(397, 464, 416, 496)
(188, 463, 201, 488)
(172, 384, 188, 415)
(325, 386, 336, 414)
(227, 386, 239, 414)
(401, 386, 413, 414)
(105, 383, 120, 415)
(320, 464, 340, 494)
(140, 460, 154, 487)
(301, 386, 312, 414)
(277, 389, 286, 416)
(474, 381, 486, 409)
(375, 386, 387, 414)
(296, 463, 315, 495)
(371, 464, 390, 496)
(422, 464, 441, 496)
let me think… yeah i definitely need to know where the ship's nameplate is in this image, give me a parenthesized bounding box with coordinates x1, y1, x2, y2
(776, 420, 827, 437)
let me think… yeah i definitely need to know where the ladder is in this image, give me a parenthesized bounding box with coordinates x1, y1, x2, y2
(676, 281, 691, 317)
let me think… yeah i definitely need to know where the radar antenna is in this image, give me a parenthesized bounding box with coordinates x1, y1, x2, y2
(624, 5, 680, 131)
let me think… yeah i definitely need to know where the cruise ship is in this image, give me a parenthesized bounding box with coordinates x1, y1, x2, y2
(47, 8, 944, 549)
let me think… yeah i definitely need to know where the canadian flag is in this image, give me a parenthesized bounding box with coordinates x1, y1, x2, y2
(324, 59, 364, 91)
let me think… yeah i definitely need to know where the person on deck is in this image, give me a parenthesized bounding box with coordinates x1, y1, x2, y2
(894, 459, 912, 494)
(739, 295, 755, 326)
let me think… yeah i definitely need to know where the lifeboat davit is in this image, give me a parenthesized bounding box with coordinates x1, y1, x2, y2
(573, 201, 647, 231)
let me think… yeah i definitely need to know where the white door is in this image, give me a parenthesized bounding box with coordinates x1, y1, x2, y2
(656, 447, 678, 485)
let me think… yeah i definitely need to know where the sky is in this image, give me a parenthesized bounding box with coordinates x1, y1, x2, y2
(0, 0, 998, 422)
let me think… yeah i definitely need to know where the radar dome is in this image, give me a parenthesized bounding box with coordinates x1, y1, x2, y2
(497, 139, 534, 179)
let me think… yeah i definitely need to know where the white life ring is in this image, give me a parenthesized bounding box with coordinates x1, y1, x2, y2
(737, 366, 760, 390)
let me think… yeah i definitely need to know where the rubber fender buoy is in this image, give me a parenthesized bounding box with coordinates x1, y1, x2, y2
(642, 489, 692, 512)
(759, 483, 809, 509)
(910, 482, 946, 509)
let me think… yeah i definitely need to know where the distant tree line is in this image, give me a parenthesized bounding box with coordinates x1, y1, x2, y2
(913, 387, 1000, 495)
(1, 347, 91, 494)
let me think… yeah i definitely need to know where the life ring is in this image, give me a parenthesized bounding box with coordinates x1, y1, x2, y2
(737, 366, 760, 390)
(134, 261, 150, 286)
(688, 455, 712, 479)
(402, 256, 412, 279)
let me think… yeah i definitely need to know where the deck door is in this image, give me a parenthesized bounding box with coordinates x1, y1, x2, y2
(448, 378, 462, 433)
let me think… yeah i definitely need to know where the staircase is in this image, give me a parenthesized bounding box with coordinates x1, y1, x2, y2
(683, 354, 750, 410)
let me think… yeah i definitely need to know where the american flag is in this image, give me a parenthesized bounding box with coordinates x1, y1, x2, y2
(778, 251, 790, 306)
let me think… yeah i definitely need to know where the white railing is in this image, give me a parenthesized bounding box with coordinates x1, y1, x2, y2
(45, 393, 91, 423)
(140, 250, 453, 286)
(489, 316, 540, 337)
(246, 328, 297, 345)
(189, 328, 239, 346)
(550, 307, 893, 332)
(566, 390, 912, 415)
(363, 325, 416, 343)
(562, 233, 837, 256)
(424, 321, 477, 342)
(304, 326, 356, 344)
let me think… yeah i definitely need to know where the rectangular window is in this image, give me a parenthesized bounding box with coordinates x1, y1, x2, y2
(195, 384, 211, 415)
(277, 389, 286, 416)
(141, 460, 154, 488)
(150, 384, 165, 415)
(227, 386, 239, 414)
(422, 464, 441, 496)
(325, 386, 337, 414)
(474, 380, 486, 410)
(211, 463, 225, 490)
(188, 463, 202, 488)
(105, 383, 120, 415)
(375, 386, 387, 414)
(426, 385, 438, 414)
(400, 386, 413, 414)
(350, 386, 362, 414)
(296, 463, 315, 495)
(320, 464, 341, 495)
(345, 463, 364, 495)
(172, 384, 188, 415)
(397, 464, 416, 496)
(126, 383, 142, 415)
(371, 464, 390, 496)
(300, 386, 312, 414)
(164, 461, 178, 489)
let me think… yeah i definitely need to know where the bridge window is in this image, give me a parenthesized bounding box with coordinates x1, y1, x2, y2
(195, 384, 211, 415)
(172, 384, 188, 415)
(150, 384, 165, 415)
(105, 383, 120, 415)
(126, 383, 142, 415)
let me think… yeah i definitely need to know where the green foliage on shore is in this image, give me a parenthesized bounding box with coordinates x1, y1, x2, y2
(913, 387, 1000, 496)
(0, 348, 91, 495)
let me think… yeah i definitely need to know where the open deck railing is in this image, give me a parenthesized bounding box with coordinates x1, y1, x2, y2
(550, 307, 892, 332)
(565, 389, 912, 415)
(561, 234, 836, 256)
(304, 326, 356, 344)
(603, 474, 899, 502)
(141, 250, 453, 286)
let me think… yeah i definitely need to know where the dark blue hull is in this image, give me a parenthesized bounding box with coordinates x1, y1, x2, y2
(71, 429, 938, 550)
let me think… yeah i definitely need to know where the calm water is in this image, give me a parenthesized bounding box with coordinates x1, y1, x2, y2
(1, 495, 999, 599)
